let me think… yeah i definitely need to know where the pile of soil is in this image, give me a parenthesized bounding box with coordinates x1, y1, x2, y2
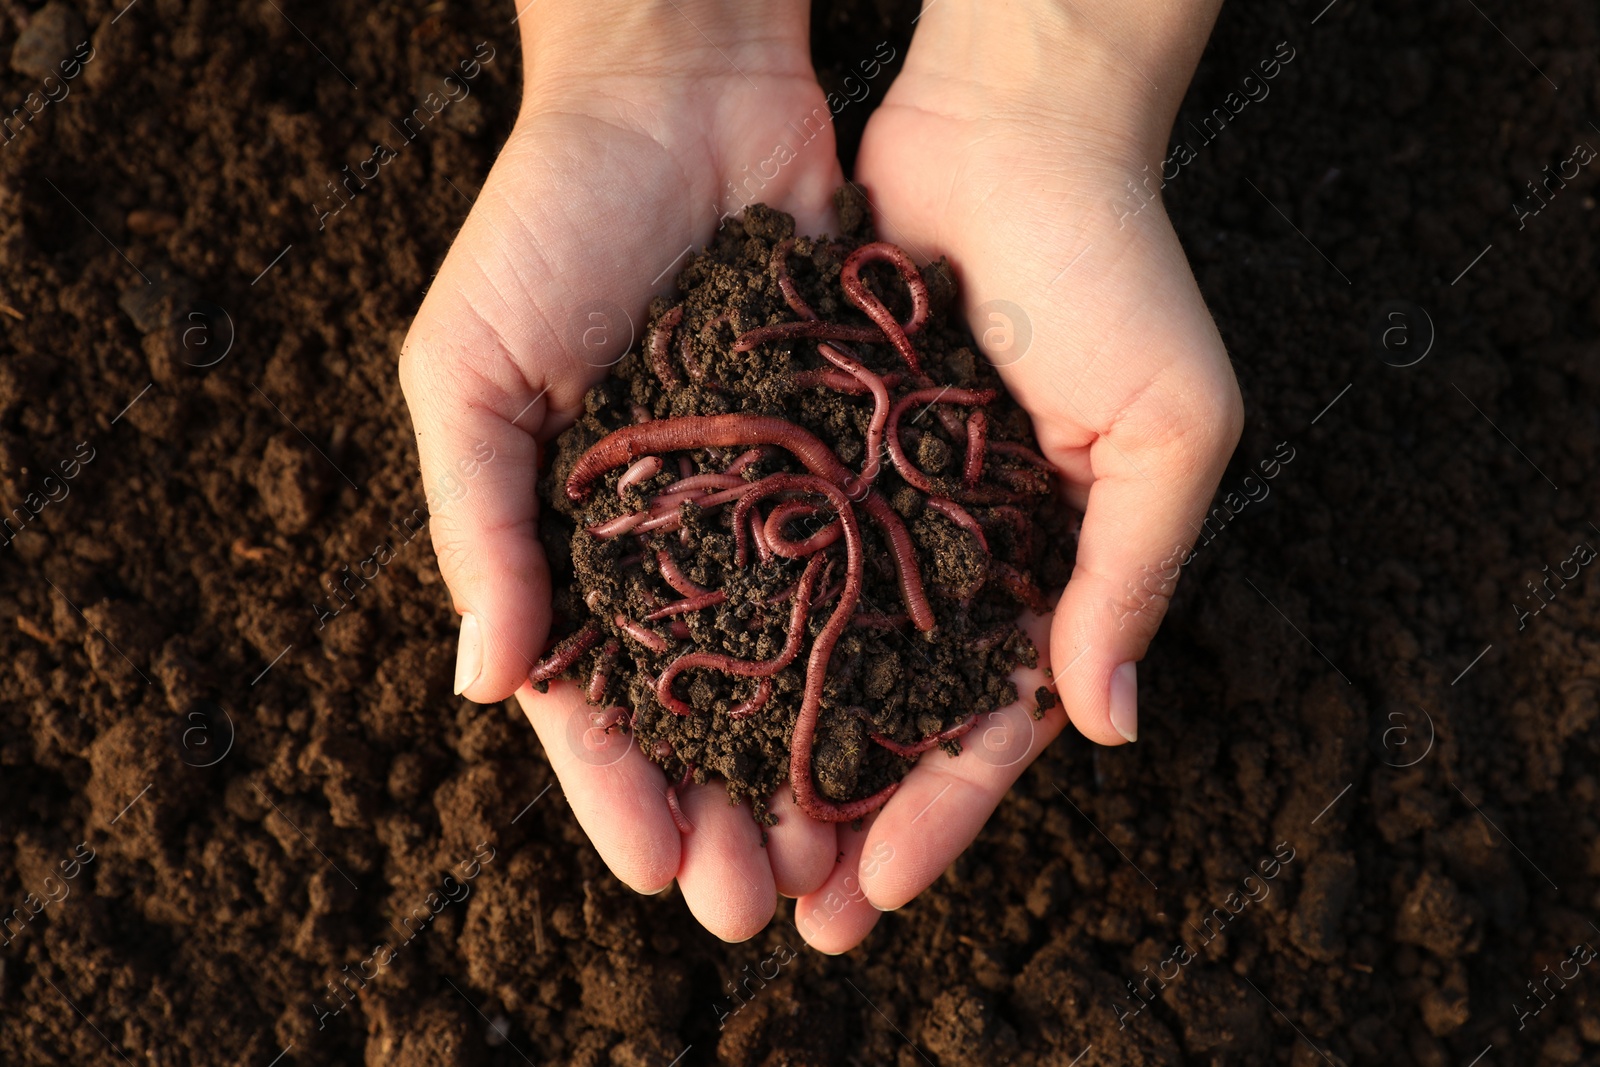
(536, 196, 1066, 817)
(0, 0, 1597, 1065)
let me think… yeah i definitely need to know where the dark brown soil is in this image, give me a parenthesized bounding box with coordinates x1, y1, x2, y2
(2, 0, 1598, 1065)
(536, 196, 1059, 816)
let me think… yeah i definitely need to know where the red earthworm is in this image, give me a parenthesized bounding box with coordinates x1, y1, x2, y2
(963, 411, 987, 489)
(567, 416, 932, 630)
(677, 455, 694, 479)
(771, 238, 818, 321)
(655, 550, 711, 597)
(593, 705, 627, 731)
(723, 447, 769, 476)
(729, 678, 774, 720)
(656, 553, 826, 715)
(988, 440, 1052, 469)
(676, 322, 707, 382)
(659, 472, 746, 497)
(870, 714, 978, 759)
(586, 639, 619, 704)
(924, 497, 989, 553)
(979, 504, 1033, 560)
(668, 620, 691, 640)
(748, 508, 774, 565)
(765, 501, 841, 557)
(653, 738, 676, 760)
(988, 560, 1052, 614)
(646, 591, 728, 620)
(764, 476, 899, 821)
(615, 613, 671, 652)
(529, 621, 603, 684)
(851, 611, 909, 629)
(733, 320, 884, 352)
(808, 579, 845, 614)
(631, 404, 654, 424)
(617, 456, 662, 497)
(885, 388, 998, 493)
(588, 513, 648, 539)
(648, 305, 684, 389)
(665, 761, 695, 834)
(817, 341, 889, 489)
(840, 241, 929, 375)
(635, 482, 761, 534)
(791, 368, 906, 395)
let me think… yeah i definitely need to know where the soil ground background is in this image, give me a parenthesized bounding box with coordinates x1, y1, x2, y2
(1, 0, 1597, 1065)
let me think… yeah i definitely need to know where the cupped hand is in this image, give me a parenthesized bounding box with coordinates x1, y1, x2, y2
(399, 2, 854, 940)
(791, 0, 1242, 950)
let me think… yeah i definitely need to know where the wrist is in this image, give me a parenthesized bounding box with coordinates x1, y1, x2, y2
(904, 0, 1223, 167)
(519, 0, 815, 103)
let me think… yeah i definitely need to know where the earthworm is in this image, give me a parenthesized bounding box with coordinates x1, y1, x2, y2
(885, 388, 998, 493)
(771, 238, 818, 321)
(988, 440, 1053, 469)
(587, 513, 648, 539)
(665, 761, 696, 834)
(592, 705, 627, 731)
(568, 416, 931, 628)
(729, 678, 774, 720)
(650, 473, 746, 505)
(791, 369, 906, 396)
(723, 447, 769, 477)
(761, 475, 899, 821)
(668, 620, 692, 640)
(615, 613, 671, 653)
(870, 714, 978, 758)
(648, 305, 684, 389)
(677, 322, 707, 382)
(733, 320, 884, 352)
(963, 411, 987, 489)
(764, 501, 841, 558)
(656, 550, 711, 597)
(924, 497, 989, 553)
(748, 508, 774, 565)
(617, 456, 663, 497)
(988, 560, 1052, 614)
(645, 591, 728, 620)
(851, 611, 909, 629)
(529, 621, 603, 684)
(655, 553, 826, 716)
(631, 404, 654, 423)
(840, 241, 930, 375)
(587, 639, 619, 704)
(817, 341, 889, 489)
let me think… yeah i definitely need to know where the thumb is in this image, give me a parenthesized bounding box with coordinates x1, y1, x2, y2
(400, 307, 568, 704)
(1049, 363, 1243, 746)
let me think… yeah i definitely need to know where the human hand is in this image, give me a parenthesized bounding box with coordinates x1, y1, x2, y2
(790, 0, 1243, 949)
(399, 0, 855, 939)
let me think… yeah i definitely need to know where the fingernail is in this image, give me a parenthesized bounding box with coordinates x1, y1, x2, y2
(1109, 661, 1137, 742)
(453, 613, 482, 695)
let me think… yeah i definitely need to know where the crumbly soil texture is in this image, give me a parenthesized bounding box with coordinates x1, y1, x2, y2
(537, 195, 1068, 815)
(3, 0, 1600, 1065)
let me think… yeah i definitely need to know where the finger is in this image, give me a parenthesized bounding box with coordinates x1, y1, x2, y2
(517, 681, 680, 893)
(676, 783, 777, 942)
(400, 261, 563, 705)
(1050, 354, 1243, 747)
(763, 786, 837, 898)
(792, 812, 882, 954)
(859, 610, 1062, 911)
